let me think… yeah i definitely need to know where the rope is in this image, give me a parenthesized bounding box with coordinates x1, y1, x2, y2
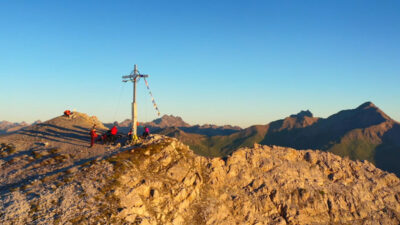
(112, 84, 125, 122)
(143, 78, 161, 117)
(145, 88, 148, 122)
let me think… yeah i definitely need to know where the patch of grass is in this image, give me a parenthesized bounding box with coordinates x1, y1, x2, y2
(55, 181, 64, 188)
(29, 201, 39, 215)
(62, 175, 73, 183)
(68, 215, 86, 224)
(53, 217, 61, 225)
(39, 158, 54, 166)
(328, 138, 378, 163)
(32, 215, 39, 222)
(49, 148, 59, 154)
(9, 187, 19, 192)
(1, 143, 17, 156)
(8, 157, 19, 164)
(8, 147, 16, 154)
(78, 192, 87, 199)
(21, 184, 31, 191)
(40, 175, 53, 183)
(32, 151, 44, 159)
(319, 190, 325, 196)
(81, 161, 92, 167)
(53, 154, 68, 163)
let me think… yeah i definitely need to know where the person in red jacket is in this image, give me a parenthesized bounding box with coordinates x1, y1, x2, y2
(89, 126, 98, 148)
(64, 110, 71, 118)
(110, 125, 118, 136)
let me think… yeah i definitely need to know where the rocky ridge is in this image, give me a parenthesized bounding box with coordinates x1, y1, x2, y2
(1, 136, 399, 224)
(0, 121, 41, 135)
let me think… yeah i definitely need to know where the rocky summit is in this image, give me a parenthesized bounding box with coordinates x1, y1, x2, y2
(1, 134, 399, 224)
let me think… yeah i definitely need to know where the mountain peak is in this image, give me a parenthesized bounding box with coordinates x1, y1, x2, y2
(290, 110, 313, 118)
(146, 114, 190, 128)
(354, 101, 392, 122)
(160, 114, 181, 120)
(357, 101, 377, 110)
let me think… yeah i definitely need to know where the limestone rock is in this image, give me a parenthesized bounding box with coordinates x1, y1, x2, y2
(1, 136, 400, 224)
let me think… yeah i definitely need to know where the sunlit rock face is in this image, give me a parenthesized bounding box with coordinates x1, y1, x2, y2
(1, 135, 400, 224)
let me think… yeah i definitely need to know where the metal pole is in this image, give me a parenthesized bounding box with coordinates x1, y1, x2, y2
(132, 64, 138, 138)
(122, 64, 148, 141)
(133, 64, 137, 102)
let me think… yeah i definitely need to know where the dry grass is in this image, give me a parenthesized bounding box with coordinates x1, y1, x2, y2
(62, 175, 73, 183)
(0, 143, 16, 156)
(32, 151, 44, 159)
(68, 215, 86, 224)
(49, 148, 59, 154)
(53, 154, 69, 163)
(40, 174, 56, 183)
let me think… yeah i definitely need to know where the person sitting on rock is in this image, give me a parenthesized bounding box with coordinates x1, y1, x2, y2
(101, 125, 118, 144)
(111, 125, 118, 136)
(101, 132, 109, 143)
(89, 125, 98, 148)
(128, 129, 133, 140)
(142, 127, 150, 139)
(64, 110, 71, 118)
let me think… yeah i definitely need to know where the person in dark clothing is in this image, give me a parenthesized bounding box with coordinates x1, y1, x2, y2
(128, 129, 133, 140)
(101, 132, 108, 142)
(101, 125, 119, 144)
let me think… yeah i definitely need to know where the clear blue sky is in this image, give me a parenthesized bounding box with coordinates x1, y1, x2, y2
(0, 0, 399, 127)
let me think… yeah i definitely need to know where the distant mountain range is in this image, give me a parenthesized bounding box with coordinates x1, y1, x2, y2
(0, 120, 41, 135)
(104, 114, 242, 136)
(147, 102, 400, 176)
(2, 102, 400, 176)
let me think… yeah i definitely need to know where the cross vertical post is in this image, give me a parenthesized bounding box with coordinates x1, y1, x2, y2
(132, 64, 137, 140)
(122, 64, 149, 140)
